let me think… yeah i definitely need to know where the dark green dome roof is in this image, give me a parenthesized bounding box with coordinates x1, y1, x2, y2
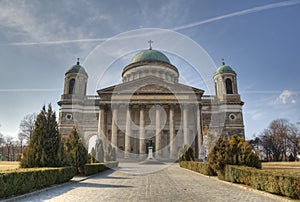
(215, 59, 236, 75)
(131, 49, 170, 64)
(66, 59, 87, 75)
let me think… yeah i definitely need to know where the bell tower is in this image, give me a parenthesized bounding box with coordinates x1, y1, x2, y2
(213, 59, 238, 101)
(58, 58, 88, 136)
(213, 59, 244, 138)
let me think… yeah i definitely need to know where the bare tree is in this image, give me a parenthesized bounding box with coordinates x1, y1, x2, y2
(286, 123, 299, 160)
(0, 133, 4, 146)
(259, 119, 299, 161)
(5, 136, 13, 161)
(0, 132, 4, 159)
(18, 132, 25, 154)
(19, 113, 36, 142)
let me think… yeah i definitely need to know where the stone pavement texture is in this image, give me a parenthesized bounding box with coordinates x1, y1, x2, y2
(9, 163, 291, 202)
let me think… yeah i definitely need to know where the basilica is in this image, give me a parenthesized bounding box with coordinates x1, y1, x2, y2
(58, 46, 244, 160)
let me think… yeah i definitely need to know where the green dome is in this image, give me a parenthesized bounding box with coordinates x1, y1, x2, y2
(66, 60, 87, 75)
(215, 60, 236, 75)
(131, 49, 170, 64)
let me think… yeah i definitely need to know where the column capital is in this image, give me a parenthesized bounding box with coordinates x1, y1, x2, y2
(111, 103, 120, 110)
(139, 104, 146, 109)
(182, 103, 190, 110)
(100, 104, 108, 112)
(168, 103, 176, 108)
(155, 104, 161, 110)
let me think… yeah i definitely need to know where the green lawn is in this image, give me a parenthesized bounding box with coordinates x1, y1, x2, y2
(0, 161, 20, 171)
(262, 162, 300, 174)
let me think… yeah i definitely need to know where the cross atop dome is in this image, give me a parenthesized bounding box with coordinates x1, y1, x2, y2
(77, 58, 80, 65)
(148, 40, 153, 50)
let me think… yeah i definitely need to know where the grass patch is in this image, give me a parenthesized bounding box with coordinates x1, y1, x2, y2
(262, 162, 300, 174)
(262, 162, 300, 167)
(0, 161, 20, 171)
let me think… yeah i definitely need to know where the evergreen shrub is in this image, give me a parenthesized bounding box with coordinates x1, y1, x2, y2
(225, 165, 300, 199)
(208, 135, 261, 179)
(179, 161, 216, 176)
(0, 167, 76, 199)
(178, 144, 195, 162)
(83, 161, 119, 176)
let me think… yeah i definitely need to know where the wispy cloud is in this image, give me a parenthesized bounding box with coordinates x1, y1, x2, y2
(0, 0, 107, 47)
(173, 0, 300, 31)
(9, 38, 107, 46)
(278, 90, 297, 104)
(246, 109, 264, 121)
(4, 0, 300, 46)
(0, 89, 60, 92)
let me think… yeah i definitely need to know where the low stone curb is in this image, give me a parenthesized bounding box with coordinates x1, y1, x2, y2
(180, 166, 298, 202)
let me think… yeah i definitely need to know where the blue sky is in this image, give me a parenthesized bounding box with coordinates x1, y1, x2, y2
(0, 0, 299, 140)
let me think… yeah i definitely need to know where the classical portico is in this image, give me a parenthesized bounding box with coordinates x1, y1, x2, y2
(97, 75, 204, 159)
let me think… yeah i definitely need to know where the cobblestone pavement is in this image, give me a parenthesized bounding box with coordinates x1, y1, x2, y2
(14, 163, 290, 202)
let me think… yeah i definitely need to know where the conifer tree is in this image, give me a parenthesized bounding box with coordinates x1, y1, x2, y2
(21, 104, 63, 168)
(208, 135, 261, 178)
(178, 144, 194, 162)
(65, 127, 88, 173)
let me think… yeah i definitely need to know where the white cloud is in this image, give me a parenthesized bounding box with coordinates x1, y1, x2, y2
(173, 0, 300, 31)
(246, 109, 264, 121)
(278, 90, 296, 104)
(3, 0, 300, 47)
(0, 1, 105, 49)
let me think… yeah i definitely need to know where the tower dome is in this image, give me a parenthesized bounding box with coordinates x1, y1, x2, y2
(66, 58, 88, 76)
(122, 48, 179, 83)
(213, 59, 238, 100)
(63, 58, 88, 96)
(215, 59, 236, 75)
(131, 49, 171, 64)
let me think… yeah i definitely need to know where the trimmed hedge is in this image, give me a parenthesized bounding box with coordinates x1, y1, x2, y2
(0, 167, 76, 199)
(179, 161, 216, 176)
(83, 161, 119, 176)
(225, 165, 300, 199)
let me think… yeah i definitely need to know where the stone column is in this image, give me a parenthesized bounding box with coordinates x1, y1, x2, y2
(155, 105, 161, 158)
(97, 106, 103, 139)
(96, 107, 104, 161)
(98, 105, 107, 150)
(139, 104, 146, 157)
(197, 105, 204, 160)
(98, 105, 107, 161)
(169, 104, 175, 159)
(183, 104, 189, 145)
(111, 105, 118, 149)
(125, 105, 131, 158)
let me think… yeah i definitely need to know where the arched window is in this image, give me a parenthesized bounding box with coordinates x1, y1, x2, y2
(68, 78, 75, 94)
(225, 78, 233, 94)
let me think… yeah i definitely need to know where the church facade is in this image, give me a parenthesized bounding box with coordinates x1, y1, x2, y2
(58, 47, 244, 160)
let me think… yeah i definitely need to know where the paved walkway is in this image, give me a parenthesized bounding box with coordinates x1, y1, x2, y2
(10, 163, 290, 202)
